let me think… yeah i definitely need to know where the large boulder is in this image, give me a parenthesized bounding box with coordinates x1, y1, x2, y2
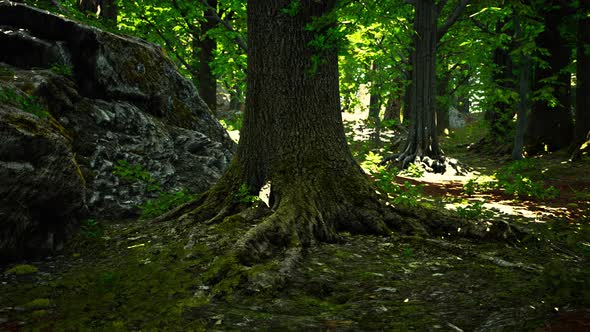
(0, 106, 87, 260)
(0, 1, 234, 257)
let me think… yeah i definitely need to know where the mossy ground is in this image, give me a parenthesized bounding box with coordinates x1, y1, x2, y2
(2, 116, 589, 331)
(1, 212, 588, 331)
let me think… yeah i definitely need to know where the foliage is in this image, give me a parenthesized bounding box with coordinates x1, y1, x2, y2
(112, 160, 195, 219)
(0, 87, 50, 118)
(140, 189, 195, 219)
(456, 201, 493, 220)
(400, 163, 424, 178)
(235, 183, 261, 204)
(50, 63, 74, 77)
(361, 151, 423, 207)
(113, 159, 160, 192)
(463, 160, 559, 200)
(5, 264, 38, 275)
(80, 218, 104, 238)
(219, 116, 243, 131)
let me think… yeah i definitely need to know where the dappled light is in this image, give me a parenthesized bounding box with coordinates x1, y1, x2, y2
(1, 0, 589, 331)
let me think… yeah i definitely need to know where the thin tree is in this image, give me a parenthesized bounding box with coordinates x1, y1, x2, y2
(384, 0, 469, 172)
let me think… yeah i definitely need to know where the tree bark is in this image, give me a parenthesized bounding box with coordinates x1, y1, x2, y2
(486, 44, 516, 144)
(575, 0, 590, 144)
(394, 0, 443, 171)
(368, 62, 382, 144)
(525, 1, 573, 153)
(512, 15, 531, 160)
(383, 95, 401, 122)
(196, 0, 218, 113)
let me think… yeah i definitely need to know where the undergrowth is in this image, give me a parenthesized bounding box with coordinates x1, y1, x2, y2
(113, 160, 195, 219)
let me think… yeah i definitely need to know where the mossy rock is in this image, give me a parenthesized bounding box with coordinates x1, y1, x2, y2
(25, 298, 50, 309)
(5, 264, 38, 275)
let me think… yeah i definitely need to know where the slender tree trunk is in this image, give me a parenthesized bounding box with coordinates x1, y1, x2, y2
(395, 0, 443, 171)
(100, 0, 116, 23)
(525, 1, 573, 153)
(486, 41, 516, 145)
(368, 62, 381, 144)
(575, 0, 590, 143)
(402, 52, 414, 125)
(383, 95, 401, 122)
(512, 15, 531, 160)
(436, 72, 450, 134)
(196, 0, 218, 113)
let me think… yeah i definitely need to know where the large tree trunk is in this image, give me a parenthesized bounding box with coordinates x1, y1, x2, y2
(153, 0, 521, 290)
(394, 0, 443, 171)
(525, 1, 573, 154)
(575, 0, 590, 144)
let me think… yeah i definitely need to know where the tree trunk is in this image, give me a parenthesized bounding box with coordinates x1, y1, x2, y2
(153, 0, 524, 288)
(394, 0, 444, 172)
(368, 62, 381, 144)
(525, 1, 573, 154)
(486, 45, 516, 145)
(78, 0, 116, 24)
(78, 0, 96, 13)
(436, 72, 450, 135)
(402, 53, 413, 125)
(575, 0, 590, 144)
(512, 15, 531, 160)
(100, 0, 116, 23)
(383, 95, 401, 122)
(196, 0, 218, 113)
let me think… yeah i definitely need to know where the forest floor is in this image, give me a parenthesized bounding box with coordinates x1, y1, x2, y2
(2, 116, 589, 331)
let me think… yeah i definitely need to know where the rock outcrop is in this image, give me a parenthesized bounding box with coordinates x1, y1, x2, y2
(0, 2, 234, 258)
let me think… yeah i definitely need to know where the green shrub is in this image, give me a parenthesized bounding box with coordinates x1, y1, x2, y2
(80, 218, 104, 238)
(140, 189, 195, 219)
(0, 87, 49, 118)
(456, 201, 493, 220)
(400, 163, 425, 178)
(50, 63, 73, 77)
(234, 183, 261, 204)
(462, 160, 559, 200)
(113, 160, 195, 219)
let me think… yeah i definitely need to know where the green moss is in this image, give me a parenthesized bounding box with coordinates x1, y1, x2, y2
(5, 264, 38, 275)
(32, 309, 48, 318)
(25, 298, 50, 309)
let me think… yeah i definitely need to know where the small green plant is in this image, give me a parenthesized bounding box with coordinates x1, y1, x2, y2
(456, 201, 493, 220)
(462, 160, 559, 200)
(234, 183, 261, 204)
(0, 87, 49, 118)
(50, 63, 73, 77)
(113, 160, 195, 219)
(281, 0, 301, 17)
(140, 189, 195, 219)
(113, 160, 160, 192)
(80, 218, 104, 238)
(381, 119, 398, 130)
(5, 264, 38, 275)
(219, 116, 243, 131)
(401, 163, 425, 178)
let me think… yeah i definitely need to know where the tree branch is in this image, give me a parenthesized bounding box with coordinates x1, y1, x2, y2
(199, 0, 248, 52)
(470, 17, 494, 35)
(437, 0, 470, 41)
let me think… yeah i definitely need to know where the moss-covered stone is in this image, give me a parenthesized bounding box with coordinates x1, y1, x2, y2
(5, 264, 38, 275)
